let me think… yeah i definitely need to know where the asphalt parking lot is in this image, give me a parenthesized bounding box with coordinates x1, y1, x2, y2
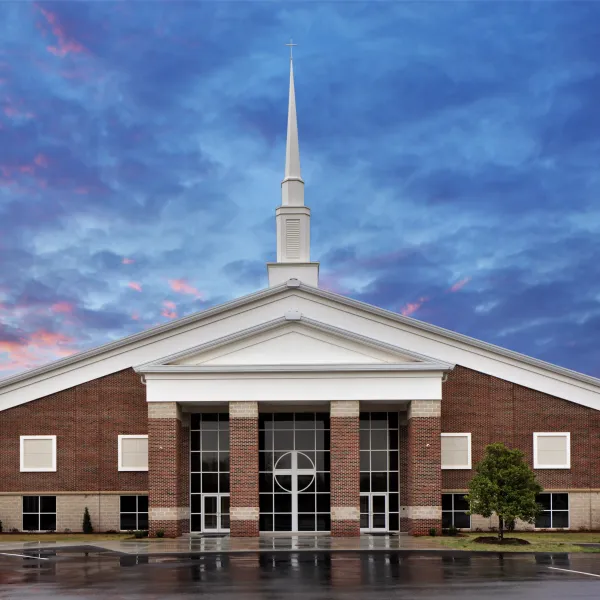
(1, 549, 600, 599)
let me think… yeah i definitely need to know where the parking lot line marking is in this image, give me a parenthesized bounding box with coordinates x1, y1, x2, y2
(549, 567, 600, 578)
(0, 552, 49, 561)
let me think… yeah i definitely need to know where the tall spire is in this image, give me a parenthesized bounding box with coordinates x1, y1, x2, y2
(267, 43, 319, 288)
(281, 48, 304, 206)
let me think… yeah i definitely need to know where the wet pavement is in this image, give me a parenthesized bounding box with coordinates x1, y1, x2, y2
(1, 549, 600, 599)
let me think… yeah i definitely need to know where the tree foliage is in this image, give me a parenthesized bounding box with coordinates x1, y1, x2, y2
(466, 443, 542, 540)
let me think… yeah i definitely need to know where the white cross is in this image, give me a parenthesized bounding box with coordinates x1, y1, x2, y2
(285, 38, 297, 60)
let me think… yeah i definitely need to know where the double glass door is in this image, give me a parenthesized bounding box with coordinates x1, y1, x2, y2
(360, 493, 387, 532)
(202, 494, 230, 533)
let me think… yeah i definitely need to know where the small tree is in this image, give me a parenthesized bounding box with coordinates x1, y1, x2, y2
(466, 443, 542, 541)
(82, 507, 94, 534)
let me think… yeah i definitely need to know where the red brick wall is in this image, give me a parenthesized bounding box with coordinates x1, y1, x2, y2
(0, 368, 147, 493)
(330, 415, 360, 536)
(229, 415, 259, 536)
(442, 366, 600, 489)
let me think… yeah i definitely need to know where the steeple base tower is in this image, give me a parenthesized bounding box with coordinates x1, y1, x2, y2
(267, 262, 319, 287)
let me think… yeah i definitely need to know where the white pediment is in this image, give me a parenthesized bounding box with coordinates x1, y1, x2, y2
(175, 329, 411, 366)
(143, 317, 449, 371)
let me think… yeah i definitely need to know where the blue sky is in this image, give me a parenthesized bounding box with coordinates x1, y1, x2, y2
(1, 1, 599, 378)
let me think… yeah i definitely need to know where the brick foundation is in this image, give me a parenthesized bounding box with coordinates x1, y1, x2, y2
(330, 401, 360, 537)
(407, 401, 442, 535)
(229, 402, 259, 537)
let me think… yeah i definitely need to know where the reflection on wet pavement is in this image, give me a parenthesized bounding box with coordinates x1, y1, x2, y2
(1, 550, 600, 598)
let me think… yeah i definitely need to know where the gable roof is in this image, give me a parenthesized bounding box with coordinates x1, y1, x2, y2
(135, 315, 454, 373)
(0, 278, 599, 410)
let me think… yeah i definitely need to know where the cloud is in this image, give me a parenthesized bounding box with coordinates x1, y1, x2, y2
(168, 279, 203, 299)
(1, 1, 599, 380)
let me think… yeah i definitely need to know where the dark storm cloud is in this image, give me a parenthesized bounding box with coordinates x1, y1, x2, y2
(0, 1, 599, 378)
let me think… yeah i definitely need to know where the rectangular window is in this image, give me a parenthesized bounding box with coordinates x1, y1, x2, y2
(535, 493, 569, 529)
(120, 495, 149, 531)
(118, 435, 148, 471)
(20, 436, 57, 472)
(23, 496, 56, 531)
(534, 433, 570, 469)
(441, 433, 471, 469)
(442, 493, 471, 529)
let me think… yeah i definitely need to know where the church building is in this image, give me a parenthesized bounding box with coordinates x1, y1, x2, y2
(1, 57, 600, 538)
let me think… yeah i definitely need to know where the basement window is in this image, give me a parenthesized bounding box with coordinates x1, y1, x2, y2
(23, 496, 56, 531)
(120, 495, 149, 531)
(535, 493, 569, 529)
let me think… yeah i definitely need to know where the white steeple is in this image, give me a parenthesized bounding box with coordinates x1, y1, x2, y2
(267, 44, 319, 288)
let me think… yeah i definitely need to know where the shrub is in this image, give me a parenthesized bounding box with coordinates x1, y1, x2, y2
(156, 529, 165, 538)
(134, 530, 148, 539)
(0, 519, 3, 533)
(428, 527, 437, 537)
(447, 525, 458, 537)
(82, 507, 94, 534)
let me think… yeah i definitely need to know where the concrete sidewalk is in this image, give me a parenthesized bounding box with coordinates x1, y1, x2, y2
(0, 534, 446, 555)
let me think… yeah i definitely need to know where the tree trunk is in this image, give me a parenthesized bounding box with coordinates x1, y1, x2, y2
(498, 516, 504, 541)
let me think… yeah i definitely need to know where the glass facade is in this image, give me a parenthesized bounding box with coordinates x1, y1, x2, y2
(259, 413, 331, 532)
(190, 413, 230, 533)
(359, 412, 399, 531)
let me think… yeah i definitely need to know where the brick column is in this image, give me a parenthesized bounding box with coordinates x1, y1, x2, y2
(407, 400, 442, 535)
(229, 401, 259, 537)
(330, 400, 360, 536)
(148, 402, 188, 537)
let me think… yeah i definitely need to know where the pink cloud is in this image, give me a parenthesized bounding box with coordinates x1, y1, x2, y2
(122, 257, 135, 265)
(400, 296, 429, 317)
(168, 279, 203, 299)
(34, 154, 49, 168)
(128, 281, 142, 292)
(51, 301, 74, 314)
(0, 329, 77, 373)
(36, 5, 86, 58)
(449, 277, 472, 293)
(161, 300, 177, 319)
(131, 312, 140, 321)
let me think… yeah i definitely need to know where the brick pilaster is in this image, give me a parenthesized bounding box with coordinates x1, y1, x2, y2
(229, 401, 259, 537)
(407, 400, 442, 535)
(148, 402, 188, 537)
(330, 400, 360, 536)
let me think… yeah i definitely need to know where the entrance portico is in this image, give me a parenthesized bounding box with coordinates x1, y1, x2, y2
(138, 317, 451, 537)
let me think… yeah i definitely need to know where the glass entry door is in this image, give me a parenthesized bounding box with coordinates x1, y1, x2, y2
(273, 451, 316, 532)
(202, 494, 230, 533)
(360, 493, 388, 532)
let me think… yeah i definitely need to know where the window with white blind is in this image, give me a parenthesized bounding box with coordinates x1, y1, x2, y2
(20, 436, 57, 472)
(118, 435, 149, 471)
(441, 433, 472, 470)
(534, 433, 570, 469)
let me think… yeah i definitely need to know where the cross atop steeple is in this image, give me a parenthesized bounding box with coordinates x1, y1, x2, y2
(285, 39, 297, 60)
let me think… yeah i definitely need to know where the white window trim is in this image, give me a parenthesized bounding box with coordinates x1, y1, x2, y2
(118, 435, 149, 472)
(20, 435, 57, 472)
(533, 432, 571, 469)
(441, 433, 472, 470)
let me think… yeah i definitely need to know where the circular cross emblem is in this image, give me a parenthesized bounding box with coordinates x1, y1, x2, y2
(274, 451, 316, 492)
